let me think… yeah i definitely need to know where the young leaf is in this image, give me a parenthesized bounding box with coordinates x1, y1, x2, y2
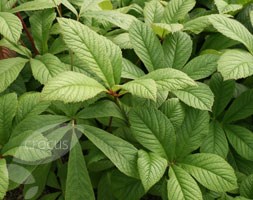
(0, 93, 17, 145)
(0, 57, 28, 93)
(30, 9, 56, 54)
(0, 159, 8, 200)
(163, 0, 196, 23)
(65, 132, 95, 200)
(217, 49, 253, 80)
(129, 20, 165, 72)
(137, 150, 167, 192)
(172, 82, 214, 111)
(209, 15, 253, 53)
(240, 174, 253, 199)
(224, 125, 253, 161)
(41, 71, 107, 103)
(167, 165, 202, 200)
(201, 121, 229, 158)
(163, 32, 192, 69)
(58, 18, 122, 87)
(79, 125, 139, 178)
(0, 12, 22, 43)
(151, 23, 183, 38)
(182, 54, 220, 80)
(129, 106, 176, 160)
(180, 153, 238, 192)
(223, 89, 253, 123)
(143, 0, 164, 25)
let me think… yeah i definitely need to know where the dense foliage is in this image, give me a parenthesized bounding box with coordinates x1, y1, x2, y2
(1, 0, 253, 199)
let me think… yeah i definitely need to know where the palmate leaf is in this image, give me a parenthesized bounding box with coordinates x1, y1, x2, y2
(209, 15, 253, 53)
(129, 106, 176, 160)
(137, 150, 167, 191)
(180, 153, 238, 192)
(65, 132, 95, 200)
(129, 20, 165, 72)
(58, 18, 122, 88)
(0, 12, 22, 43)
(167, 165, 202, 200)
(79, 125, 139, 178)
(218, 49, 253, 80)
(0, 57, 28, 93)
(41, 71, 107, 103)
(0, 159, 8, 200)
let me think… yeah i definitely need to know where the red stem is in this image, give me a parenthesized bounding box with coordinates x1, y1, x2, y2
(16, 12, 39, 56)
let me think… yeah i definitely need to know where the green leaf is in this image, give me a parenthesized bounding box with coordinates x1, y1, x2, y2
(121, 79, 157, 101)
(209, 15, 253, 53)
(0, 12, 22, 43)
(0, 159, 8, 200)
(65, 132, 95, 200)
(223, 89, 253, 123)
(201, 121, 229, 158)
(30, 53, 69, 85)
(176, 107, 209, 158)
(173, 83, 214, 111)
(58, 18, 122, 87)
(218, 49, 253, 80)
(167, 165, 202, 200)
(0, 93, 17, 145)
(79, 125, 138, 178)
(137, 150, 167, 191)
(41, 71, 107, 103)
(183, 15, 211, 34)
(143, 0, 164, 25)
(11, 0, 61, 13)
(151, 23, 183, 38)
(159, 98, 185, 129)
(129, 20, 165, 72)
(240, 174, 253, 199)
(180, 153, 238, 192)
(121, 58, 145, 79)
(129, 106, 176, 160)
(182, 54, 220, 80)
(163, 0, 196, 23)
(30, 9, 56, 54)
(210, 73, 235, 117)
(142, 68, 196, 91)
(163, 32, 192, 69)
(0, 57, 28, 93)
(225, 125, 253, 161)
(79, 0, 104, 13)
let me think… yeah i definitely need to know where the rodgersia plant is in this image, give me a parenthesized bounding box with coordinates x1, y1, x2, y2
(1, 0, 253, 199)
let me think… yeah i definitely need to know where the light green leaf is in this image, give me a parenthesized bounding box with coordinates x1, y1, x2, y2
(30, 53, 69, 85)
(129, 106, 176, 160)
(129, 20, 165, 72)
(224, 89, 253, 123)
(62, 0, 78, 16)
(41, 71, 107, 103)
(0, 159, 8, 200)
(30, 9, 56, 54)
(121, 58, 145, 79)
(180, 153, 238, 192)
(137, 150, 167, 191)
(65, 133, 95, 200)
(167, 165, 202, 200)
(210, 73, 235, 117)
(121, 79, 157, 101)
(144, 0, 164, 25)
(218, 49, 253, 80)
(163, 0, 196, 23)
(151, 23, 184, 38)
(176, 107, 209, 158)
(240, 174, 253, 199)
(214, 0, 242, 14)
(109, 33, 132, 49)
(79, 125, 138, 178)
(142, 68, 196, 91)
(173, 83, 214, 111)
(58, 18, 122, 87)
(209, 15, 253, 53)
(0, 93, 17, 145)
(201, 121, 229, 158)
(182, 54, 219, 80)
(0, 12, 22, 43)
(225, 125, 253, 161)
(79, 0, 103, 14)
(183, 15, 211, 34)
(0, 57, 28, 93)
(163, 31, 192, 69)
